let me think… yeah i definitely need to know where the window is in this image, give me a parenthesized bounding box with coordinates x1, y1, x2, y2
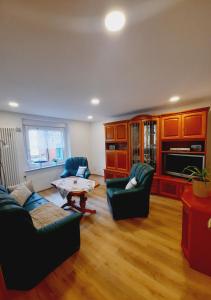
(24, 125, 67, 170)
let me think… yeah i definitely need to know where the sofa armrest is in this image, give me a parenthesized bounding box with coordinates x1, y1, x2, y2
(106, 177, 129, 188)
(37, 212, 82, 236)
(60, 169, 71, 178)
(84, 169, 91, 179)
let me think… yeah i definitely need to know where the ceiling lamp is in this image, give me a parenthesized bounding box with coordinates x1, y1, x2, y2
(105, 11, 126, 32)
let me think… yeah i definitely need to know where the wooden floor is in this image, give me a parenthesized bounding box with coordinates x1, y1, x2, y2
(1, 178, 211, 300)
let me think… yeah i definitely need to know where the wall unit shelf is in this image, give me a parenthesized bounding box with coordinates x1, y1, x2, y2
(104, 107, 209, 200)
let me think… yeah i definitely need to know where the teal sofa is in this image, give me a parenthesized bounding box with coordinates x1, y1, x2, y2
(106, 163, 154, 220)
(61, 157, 91, 179)
(0, 185, 82, 290)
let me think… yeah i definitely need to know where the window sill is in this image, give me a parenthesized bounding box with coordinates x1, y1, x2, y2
(25, 163, 64, 173)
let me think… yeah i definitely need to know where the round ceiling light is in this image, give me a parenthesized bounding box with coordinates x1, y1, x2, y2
(8, 101, 19, 107)
(105, 11, 126, 32)
(91, 98, 100, 105)
(88, 115, 93, 120)
(169, 96, 181, 102)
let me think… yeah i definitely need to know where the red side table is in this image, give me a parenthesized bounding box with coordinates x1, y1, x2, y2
(181, 186, 211, 276)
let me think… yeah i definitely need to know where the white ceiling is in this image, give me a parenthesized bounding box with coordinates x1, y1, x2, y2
(0, 0, 211, 121)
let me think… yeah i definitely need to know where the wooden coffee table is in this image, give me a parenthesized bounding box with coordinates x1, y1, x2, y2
(51, 177, 99, 214)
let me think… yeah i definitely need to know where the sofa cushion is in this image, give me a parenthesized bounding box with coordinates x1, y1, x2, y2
(10, 184, 32, 206)
(24, 192, 49, 212)
(125, 177, 137, 190)
(76, 166, 87, 177)
(8, 180, 35, 193)
(29, 202, 70, 229)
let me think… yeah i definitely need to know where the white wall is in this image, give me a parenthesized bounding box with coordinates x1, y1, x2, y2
(0, 111, 92, 191)
(90, 122, 105, 176)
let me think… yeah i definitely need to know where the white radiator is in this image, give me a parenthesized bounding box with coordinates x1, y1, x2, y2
(0, 128, 20, 187)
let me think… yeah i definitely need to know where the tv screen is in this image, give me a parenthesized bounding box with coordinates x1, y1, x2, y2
(164, 154, 205, 178)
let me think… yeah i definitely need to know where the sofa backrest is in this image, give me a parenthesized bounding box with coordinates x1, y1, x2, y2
(65, 157, 89, 173)
(0, 189, 36, 263)
(130, 163, 154, 189)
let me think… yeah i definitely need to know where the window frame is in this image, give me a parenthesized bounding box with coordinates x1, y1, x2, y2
(23, 124, 68, 170)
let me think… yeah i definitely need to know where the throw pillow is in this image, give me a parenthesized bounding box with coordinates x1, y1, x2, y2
(76, 166, 87, 177)
(125, 177, 137, 190)
(8, 180, 35, 193)
(10, 184, 32, 206)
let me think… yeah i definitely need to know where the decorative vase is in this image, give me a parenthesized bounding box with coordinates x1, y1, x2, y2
(193, 179, 211, 198)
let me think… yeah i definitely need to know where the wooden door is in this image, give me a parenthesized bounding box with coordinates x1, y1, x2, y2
(116, 150, 128, 172)
(105, 125, 115, 141)
(182, 111, 207, 139)
(116, 123, 128, 141)
(106, 150, 116, 169)
(161, 115, 182, 140)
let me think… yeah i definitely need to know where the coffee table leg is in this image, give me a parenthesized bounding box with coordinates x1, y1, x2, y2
(79, 194, 96, 214)
(61, 193, 75, 209)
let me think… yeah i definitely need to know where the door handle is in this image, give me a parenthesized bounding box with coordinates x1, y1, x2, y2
(208, 218, 211, 229)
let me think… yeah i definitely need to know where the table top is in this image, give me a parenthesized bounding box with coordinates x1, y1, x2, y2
(51, 176, 99, 194)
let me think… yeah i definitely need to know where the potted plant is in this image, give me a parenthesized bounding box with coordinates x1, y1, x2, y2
(183, 166, 211, 198)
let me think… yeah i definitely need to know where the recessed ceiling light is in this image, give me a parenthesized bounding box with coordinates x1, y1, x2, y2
(105, 11, 126, 32)
(169, 96, 181, 102)
(88, 115, 93, 120)
(8, 101, 19, 107)
(91, 98, 100, 105)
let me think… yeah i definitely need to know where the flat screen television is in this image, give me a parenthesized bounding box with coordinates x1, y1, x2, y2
(164, 153, 205, 178)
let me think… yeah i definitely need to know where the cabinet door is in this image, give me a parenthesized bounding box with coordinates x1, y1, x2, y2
(106, 151, 116, 169)
(116, 123, 128, 141)
(116, 150, 128, 172)
(151, 178, 159, 194)
(161, 115, 182, 140)
(104, 170, 114, 179)
(159, 180, 180, 199)
(105, 125, 115, 141)
(182, 111, 206, 139)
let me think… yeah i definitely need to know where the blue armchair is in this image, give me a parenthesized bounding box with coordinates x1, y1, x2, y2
(61, 157, 91, 179)
(106, 163, 154, 220)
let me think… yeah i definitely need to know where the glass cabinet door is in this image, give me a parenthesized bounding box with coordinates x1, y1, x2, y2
(143, 120, 157, 172)
(130, 123, 140, 165)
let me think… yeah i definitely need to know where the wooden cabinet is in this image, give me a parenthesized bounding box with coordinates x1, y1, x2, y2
(105, 125, 115, 141)
(105, 122, 128, 142)
(181, 187, 211, 276)
(161, 115, 181, 140)
(104, 107, 209, 198)
(116, 123, 127, 141)
(104, 169, 128, 180)
(105, 150, 128, 172)
(116, 150, 128, 172)
(161, 110, 207, 140)
(160, 179, 180, 199)
(106, 151, 116, 169)
(182, 111, 206, 139)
